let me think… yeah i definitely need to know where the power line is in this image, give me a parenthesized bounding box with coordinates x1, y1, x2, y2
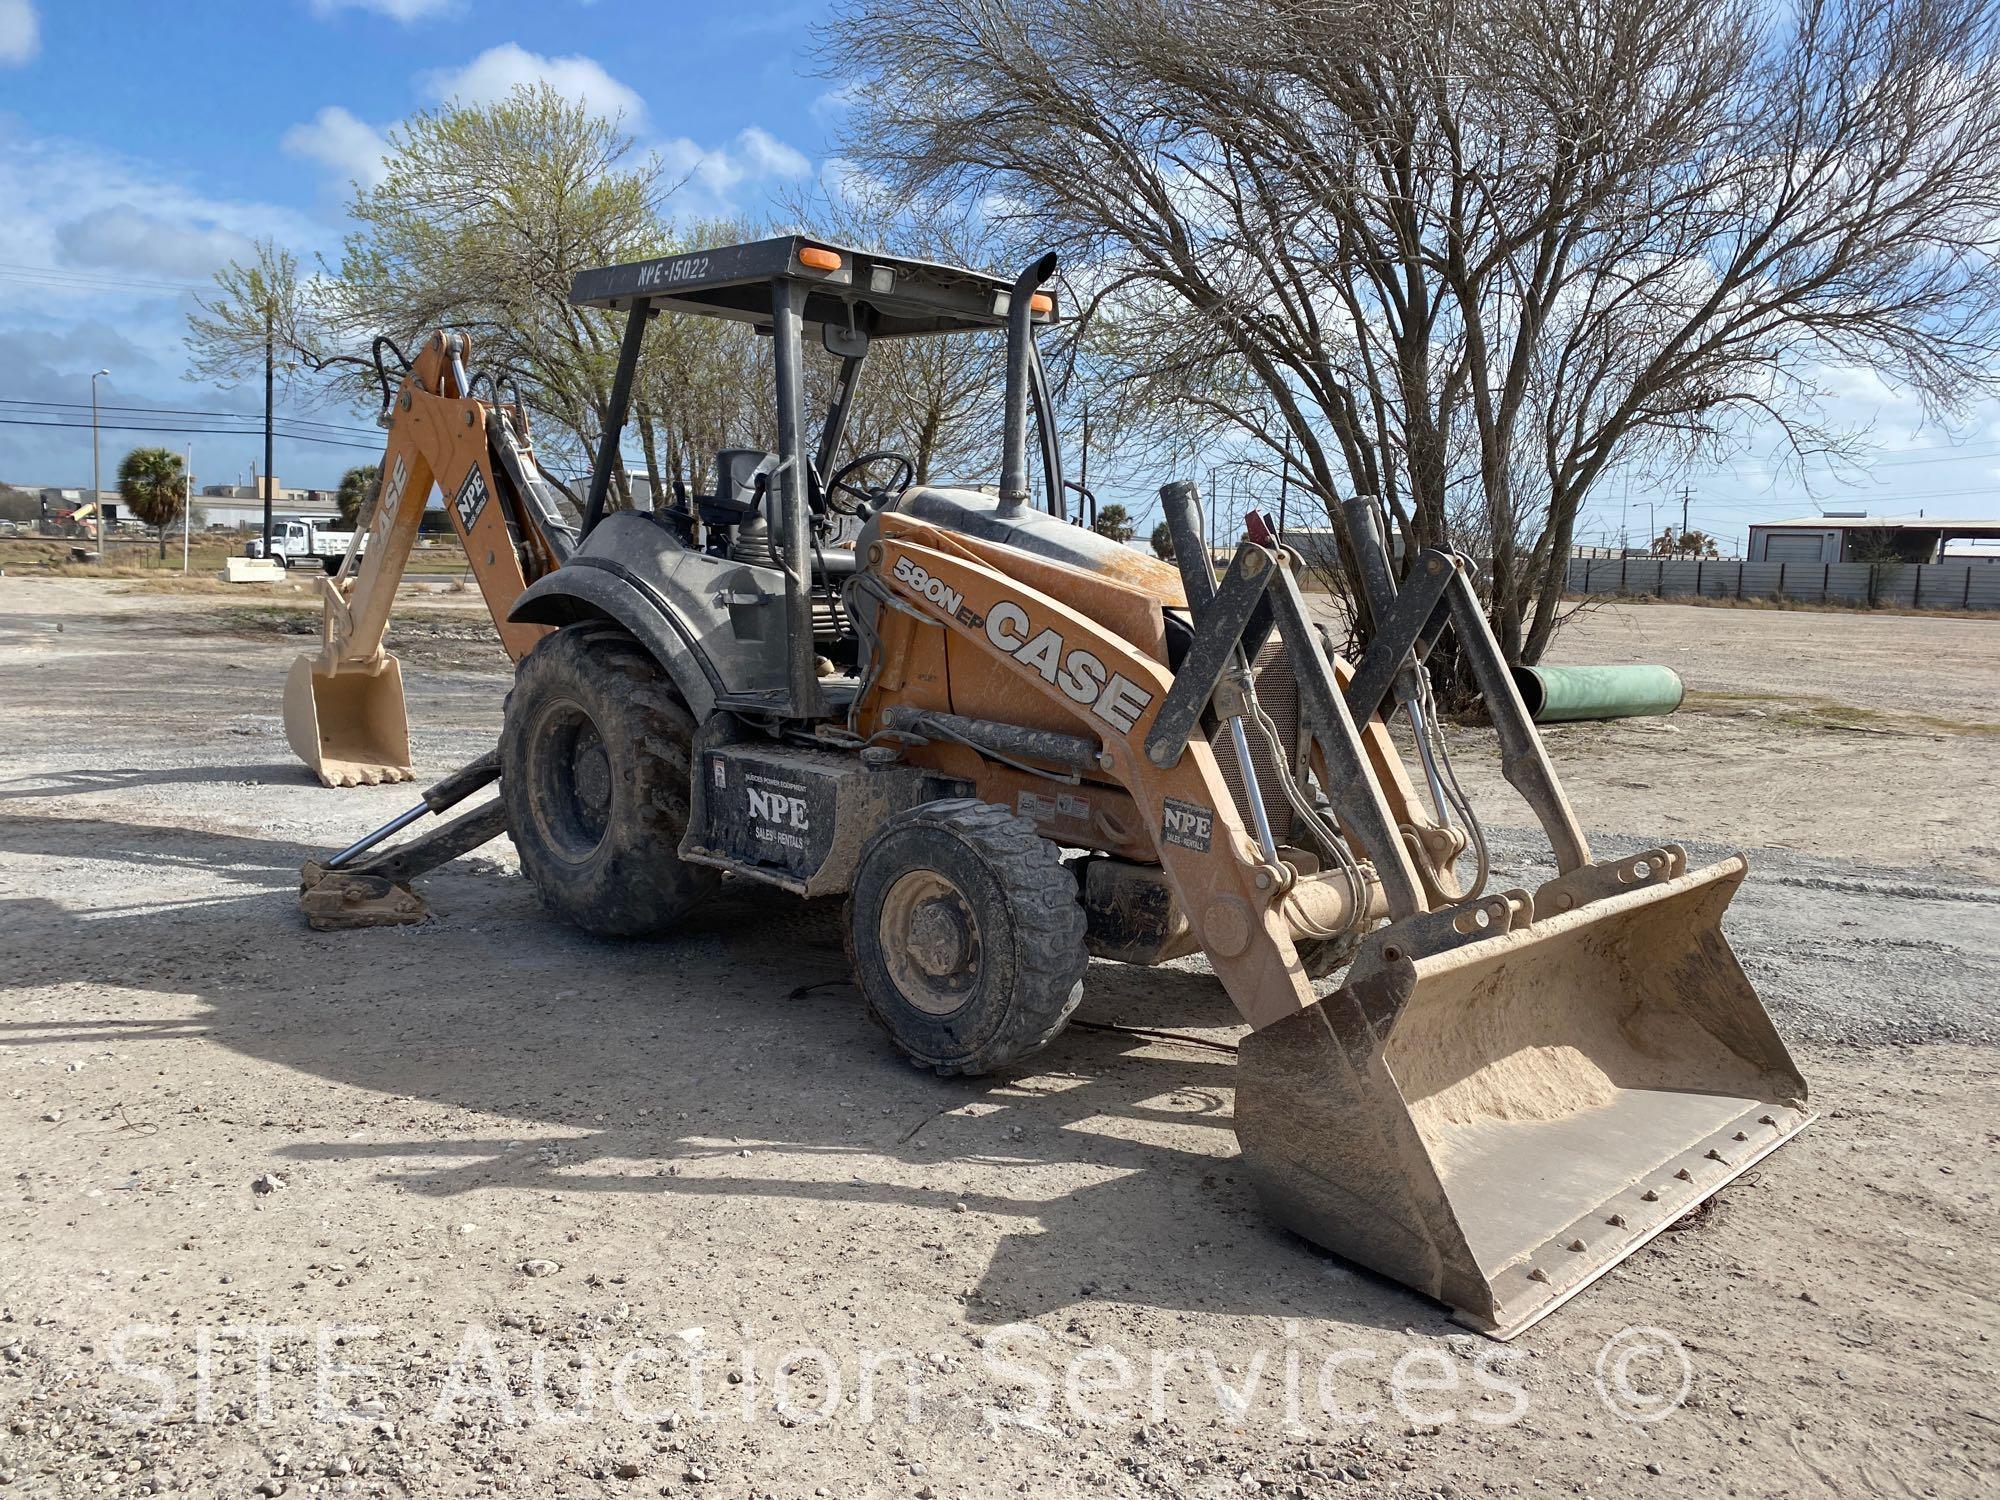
(0, 415, 381, 452)
(0, 261, 208, 295)
(0, 396, 380, 439)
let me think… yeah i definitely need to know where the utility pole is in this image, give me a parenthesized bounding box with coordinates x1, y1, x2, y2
(1207, 467, 1217, 550)
(1679, 485, 1692, 557)
(262, 302, 275, 557)
(1076, 404, 1090, 527)
(1277, 431, 1292, 536)
(182, 444, 192, 575)
(90, 368, 110, 562)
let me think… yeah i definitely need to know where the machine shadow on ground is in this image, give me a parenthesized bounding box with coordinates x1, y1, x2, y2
(0, 809, 1441, 1335)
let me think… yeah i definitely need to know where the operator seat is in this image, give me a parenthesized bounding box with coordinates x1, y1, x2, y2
(696, 448, 777, 531)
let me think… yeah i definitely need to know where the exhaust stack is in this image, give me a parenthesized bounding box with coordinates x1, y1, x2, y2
(996, 253, 1058, 519)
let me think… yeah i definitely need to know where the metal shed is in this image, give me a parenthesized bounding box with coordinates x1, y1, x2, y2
(1747, 515, 2000, 565)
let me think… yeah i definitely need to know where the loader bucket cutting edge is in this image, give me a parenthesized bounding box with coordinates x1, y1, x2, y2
(283, 654, 416, 788)
(1236, 856, 1811, 1339)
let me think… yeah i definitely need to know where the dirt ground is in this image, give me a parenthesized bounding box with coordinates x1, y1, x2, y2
(0, 582, 1994, 1499)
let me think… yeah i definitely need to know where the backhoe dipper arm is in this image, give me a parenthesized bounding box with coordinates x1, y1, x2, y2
(286, 331, 562, 787)
(314, 333, 550, 673)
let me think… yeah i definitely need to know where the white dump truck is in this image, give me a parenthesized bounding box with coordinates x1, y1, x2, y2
(244, 519, 364, 574)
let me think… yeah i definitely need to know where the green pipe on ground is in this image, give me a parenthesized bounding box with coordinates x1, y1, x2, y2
(1509, 663, 1685, 723)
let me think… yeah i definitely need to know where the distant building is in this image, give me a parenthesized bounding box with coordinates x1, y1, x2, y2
(199, 495, 341, 530)
(1746, 514, 2000, 565)
(195, 482, 340, 531)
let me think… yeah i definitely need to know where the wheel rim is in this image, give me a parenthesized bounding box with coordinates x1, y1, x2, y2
(529, 697, 612, 862)
(879, 869, 982, 1016)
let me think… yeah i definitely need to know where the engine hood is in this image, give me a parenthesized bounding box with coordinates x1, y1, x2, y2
(872, 485, 1188, 606)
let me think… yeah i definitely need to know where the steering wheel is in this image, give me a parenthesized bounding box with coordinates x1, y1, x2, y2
(825, 450, 916, 515)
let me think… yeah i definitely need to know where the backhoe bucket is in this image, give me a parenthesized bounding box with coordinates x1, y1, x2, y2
(283, 654, 416, 787)
(1237, 852, 1810, 1338)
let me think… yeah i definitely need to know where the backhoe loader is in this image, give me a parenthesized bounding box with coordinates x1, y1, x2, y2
(301, 237, 1810, 1337)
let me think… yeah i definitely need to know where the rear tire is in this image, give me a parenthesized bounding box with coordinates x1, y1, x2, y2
(501, 624, 719, 937)
(847, 799, 1087, 1076)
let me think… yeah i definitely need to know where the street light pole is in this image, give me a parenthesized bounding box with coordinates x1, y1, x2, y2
(90, 369, 110, 562)
(262, 305, 275, 556)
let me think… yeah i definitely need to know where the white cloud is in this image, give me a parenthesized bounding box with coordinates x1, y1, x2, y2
(308, 0, 461, 20)
(0, 121, 344, 488)
(0, 123, 324, 291)
(419, 43, 648, 129)
(810, 83, 862, 124)
(0, 0, 38, 66)
(56, 207, 255, 281)
(659, 127, 813, 214)
(281, 106, 393, 191)
(735, 126, 810, 180)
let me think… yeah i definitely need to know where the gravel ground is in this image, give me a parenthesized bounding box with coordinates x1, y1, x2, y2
(0, 580, 1994, 1499)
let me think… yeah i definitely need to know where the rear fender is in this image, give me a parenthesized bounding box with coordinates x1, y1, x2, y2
(510, 560, 721, 720)
(507, 510, 792, 718)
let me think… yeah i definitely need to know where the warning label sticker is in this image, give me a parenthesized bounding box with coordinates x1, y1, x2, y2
(1015, 790, 1057, 822)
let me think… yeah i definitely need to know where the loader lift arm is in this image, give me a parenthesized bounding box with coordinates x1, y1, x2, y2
(283, 332, 580, 785)
(856, 483, 1809, 1341)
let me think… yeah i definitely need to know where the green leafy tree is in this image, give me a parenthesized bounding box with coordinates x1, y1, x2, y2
(1649, 527, 1720, 559)
(323, 85, 672, 502)
(116, 447, 186, 558)
(1148, 519, 1175, 560)
(1093, 502, 1135, 543)
(335, 464, 380, 530)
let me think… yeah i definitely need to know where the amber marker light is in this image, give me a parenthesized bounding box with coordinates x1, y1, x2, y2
(799, 246, 843, 272)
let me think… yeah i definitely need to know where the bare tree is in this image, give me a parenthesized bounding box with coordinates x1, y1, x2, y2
(184, 241, 319, 400)
(824, 0, 2000, 670)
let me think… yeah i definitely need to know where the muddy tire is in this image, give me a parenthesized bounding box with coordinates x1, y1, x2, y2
(501, 624, 718, 937)
(847, 799, 1087, 1076)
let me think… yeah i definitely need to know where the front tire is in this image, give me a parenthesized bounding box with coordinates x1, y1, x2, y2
(500, 624, 719, 937)
(847, 799, 1087, 1076)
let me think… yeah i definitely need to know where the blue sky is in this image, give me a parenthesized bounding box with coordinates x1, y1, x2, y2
(0, 0, 841, 499)
(1, 0, 1996, 548)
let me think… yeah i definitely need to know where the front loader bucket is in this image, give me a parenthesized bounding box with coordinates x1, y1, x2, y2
(283, 653, 415, 787)
(1237, 853, 1810, 1338)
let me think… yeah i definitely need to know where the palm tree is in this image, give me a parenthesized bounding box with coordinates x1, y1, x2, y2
(335, 464, 380, 530)
(116, 447, 186, 560)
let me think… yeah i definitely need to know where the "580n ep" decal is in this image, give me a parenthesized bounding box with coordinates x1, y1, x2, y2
(889, 554, 1155, 734)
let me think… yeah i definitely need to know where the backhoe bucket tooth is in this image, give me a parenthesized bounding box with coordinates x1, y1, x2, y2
(283, 654, 415, 788)
(1236, 855, 1810, 1339)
